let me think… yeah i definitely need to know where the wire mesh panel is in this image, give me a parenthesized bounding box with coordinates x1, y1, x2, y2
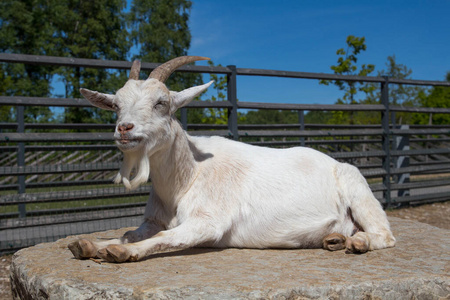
(0, 118, 149, 253)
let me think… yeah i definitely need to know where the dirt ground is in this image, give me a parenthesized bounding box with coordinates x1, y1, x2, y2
(1, 201, 449, 300)
(385, 201, 450, 230)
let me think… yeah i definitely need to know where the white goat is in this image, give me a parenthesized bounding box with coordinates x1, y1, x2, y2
(69, 56, 395, 263)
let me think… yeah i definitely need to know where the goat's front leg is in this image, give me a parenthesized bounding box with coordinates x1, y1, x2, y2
(68, 218, 164, 259)
(97, 219, 217, 263)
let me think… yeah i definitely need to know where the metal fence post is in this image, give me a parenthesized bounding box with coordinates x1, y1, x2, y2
(395, 125, 410, 198)
(180, 107, 188, 130)
(17, 105, 27, 218)
(298, 110, 305, 147)
(227, 65, 239, 140)
(380, 76, 392, 207)
(391, 110, 396, 127)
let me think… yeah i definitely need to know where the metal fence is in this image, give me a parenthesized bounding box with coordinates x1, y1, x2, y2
(1, 53, 450, 253)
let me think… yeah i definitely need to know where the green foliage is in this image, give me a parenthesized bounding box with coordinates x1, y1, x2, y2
(303, 110, 333, 124)
(0, 0, 130, 124)
(365, 55, 424, 106)
(412, 72, 450, 125)
(187, 61, 247, 125)
(54, 0, 129, 124)
(0, 1, 57, 55)
(242, 110, 298, 125)
(0, 0, 198, 124)
(318, 35, 376, 125)
(317, 37, 439, 126)
(128, 0, 210, 124)
(320, 35, 375, 105)
(0, 0, 59, 122)
(128, 0, 204, 125)
(129, 0, 192, 61)
(189, 61, 228, 124)
(128, 0, 201, 93)
(0, 64, 14, 122)
(363, 55, 426, 124)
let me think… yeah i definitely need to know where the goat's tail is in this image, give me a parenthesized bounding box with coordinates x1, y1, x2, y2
(335, 163, 396, 250)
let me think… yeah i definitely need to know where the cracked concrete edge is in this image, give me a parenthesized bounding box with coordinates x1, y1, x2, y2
(9, 218, 450, 300)
(10, 267, 449, 300)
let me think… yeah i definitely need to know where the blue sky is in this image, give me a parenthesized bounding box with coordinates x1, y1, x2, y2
(185, 0, 449, 105)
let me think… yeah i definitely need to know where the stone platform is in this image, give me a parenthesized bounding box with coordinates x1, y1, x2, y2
(10, 217, 450, 299)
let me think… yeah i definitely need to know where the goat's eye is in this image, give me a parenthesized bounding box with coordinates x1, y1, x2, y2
(154, 102, 166, 109)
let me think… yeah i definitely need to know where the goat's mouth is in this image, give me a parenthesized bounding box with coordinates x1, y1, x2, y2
(115, 137, 143, 150)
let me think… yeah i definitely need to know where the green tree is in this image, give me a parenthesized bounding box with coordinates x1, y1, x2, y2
(363, 55, 425, 124)
(128, 0, 202, 93)
(54, 0, 130, 124)
(188, 61, 228, 124)
(1, 0, 200, 125)
(365, 55, 423, 105)
(412, 72, 450, 125)
(186, 61, 248, 126)
(304, 110, 333, 124)
(0, 0, 130, 124)
(0, 0, 58, 122)
(380, 55, 423, 106)
(320, 35, 375, 106)
(319, 35, 376, 125)
(243, 110, 298, 125)
(127, 0, 213, 127)
(0, 65, 14, 122)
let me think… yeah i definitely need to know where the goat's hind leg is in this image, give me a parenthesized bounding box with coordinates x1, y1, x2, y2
(344, 196, 396, 254)
(336, 163, 396, 254)
(68, 218, 164, 260)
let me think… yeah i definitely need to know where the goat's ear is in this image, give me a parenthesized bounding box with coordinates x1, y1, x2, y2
(80, 88, 116, 111)
(169, 81, 213, 114)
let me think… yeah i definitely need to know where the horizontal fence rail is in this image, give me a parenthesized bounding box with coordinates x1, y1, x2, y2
(1, 53, 449, 253)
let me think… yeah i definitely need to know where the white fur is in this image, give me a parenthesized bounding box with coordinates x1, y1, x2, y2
(75, 60, 395, 262)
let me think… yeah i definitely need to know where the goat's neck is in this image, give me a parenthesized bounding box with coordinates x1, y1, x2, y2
(148, 120, 198, 207)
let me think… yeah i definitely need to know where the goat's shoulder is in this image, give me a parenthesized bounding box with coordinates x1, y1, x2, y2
(187, 135, 251, 154)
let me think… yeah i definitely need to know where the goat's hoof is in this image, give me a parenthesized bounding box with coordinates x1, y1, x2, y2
(98, 244, 131, 263)
(123, 230, 140, 243)
(323, 233, 346, 251)
(345, 235, 369, 254)
(68, 239, 97, 259)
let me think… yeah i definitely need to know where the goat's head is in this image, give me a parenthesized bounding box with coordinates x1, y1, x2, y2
(80, 56, 212, 153)
(80, 56, 213, 189)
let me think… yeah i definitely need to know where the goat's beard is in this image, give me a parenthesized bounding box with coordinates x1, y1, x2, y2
(114, 146, 150, 191)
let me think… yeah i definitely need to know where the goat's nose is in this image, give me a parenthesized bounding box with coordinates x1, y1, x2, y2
(118, 122, 134, 134)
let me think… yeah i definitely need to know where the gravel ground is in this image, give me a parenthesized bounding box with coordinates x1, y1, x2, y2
(1, 201, 449, 300)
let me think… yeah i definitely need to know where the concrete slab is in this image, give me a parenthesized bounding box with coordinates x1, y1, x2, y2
(10, 217, 450, 299)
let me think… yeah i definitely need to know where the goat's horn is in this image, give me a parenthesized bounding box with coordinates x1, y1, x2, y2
(149, 56, 210, 83)
(129, 60, 141, 80)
